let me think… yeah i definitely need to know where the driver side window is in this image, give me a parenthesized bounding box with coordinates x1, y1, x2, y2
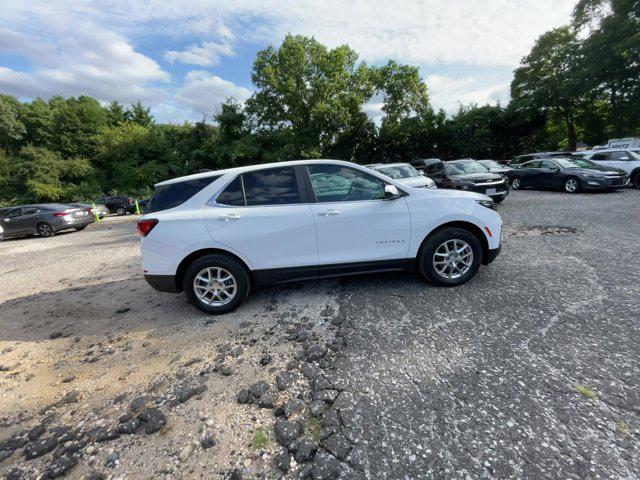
(307, 165, 386, 203)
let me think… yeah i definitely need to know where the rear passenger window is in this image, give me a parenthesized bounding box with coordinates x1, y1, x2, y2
(146, 176, 220, 213)
(242, 167, 301, 206)
(216, 176, 245, 206)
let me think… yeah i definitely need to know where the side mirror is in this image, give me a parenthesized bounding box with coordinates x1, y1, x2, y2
(384, 184, 402, 200)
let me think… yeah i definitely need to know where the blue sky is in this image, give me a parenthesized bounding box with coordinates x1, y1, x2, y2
(0, 0, 577, 123)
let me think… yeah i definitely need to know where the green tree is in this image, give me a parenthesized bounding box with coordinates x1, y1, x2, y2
(106, 101, 127, 126)
(10, 146, 97, 201)
(0, 95, 26, 155)
(511, 27, 585, 150)
(20, 98, 54, 148)
(52, 96, 108, 158)
(574, 0, 640, 136)
(125, 101, 155, 127)
(246, 34, 375, 159)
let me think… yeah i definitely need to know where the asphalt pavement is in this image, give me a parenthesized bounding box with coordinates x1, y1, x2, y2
(326, 188, 640, 479)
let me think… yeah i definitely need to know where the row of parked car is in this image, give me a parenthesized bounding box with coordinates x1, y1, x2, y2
(361, 147, 639, 203)
(0, 195, 149, 241)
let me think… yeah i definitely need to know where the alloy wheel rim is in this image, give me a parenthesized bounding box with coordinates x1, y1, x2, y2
(565, 179, 577, 192)
(39, 224, 52, 236)
(193, 267, 237, 306)
(433, 239, 473, 279)
(512, 178, 520, 189)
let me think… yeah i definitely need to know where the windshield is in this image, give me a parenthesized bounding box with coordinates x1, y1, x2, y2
(554, 158, 581, 169)
(376, 164, 421, 179)
(568, 157, 597, 168)
(479, 160, 501, 169)
(445, 161, 488, 175)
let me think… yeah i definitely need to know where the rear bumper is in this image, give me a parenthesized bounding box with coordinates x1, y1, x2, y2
(53, 216, 94, 231)
(484, 245, 501, 265)
(144, 274, 180, 293)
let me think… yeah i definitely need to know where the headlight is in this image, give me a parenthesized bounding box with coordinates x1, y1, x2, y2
(475, 199, 496, 210)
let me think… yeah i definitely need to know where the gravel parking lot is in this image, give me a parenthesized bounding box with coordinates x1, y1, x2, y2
(1, 188, 639, 479)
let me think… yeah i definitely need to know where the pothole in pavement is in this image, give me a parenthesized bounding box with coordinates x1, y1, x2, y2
(504, 225, 579, 237)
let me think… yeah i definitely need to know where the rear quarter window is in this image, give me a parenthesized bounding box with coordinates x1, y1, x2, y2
(146, 176, 220, 213)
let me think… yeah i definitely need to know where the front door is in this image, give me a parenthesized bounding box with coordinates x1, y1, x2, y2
(204, 166, 318, 274)
(304, 164, 411, 266)
(1, 208, 28, 236)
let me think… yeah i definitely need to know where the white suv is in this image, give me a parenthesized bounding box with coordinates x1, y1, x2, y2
(580, 149, 640, 188)
(138, 160, 502, 314)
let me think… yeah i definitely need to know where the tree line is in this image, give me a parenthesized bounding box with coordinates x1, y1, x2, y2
(0, 0, 637, 205)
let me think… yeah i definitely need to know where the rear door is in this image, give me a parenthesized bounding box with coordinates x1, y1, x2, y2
(20, 207, 42, 233)
(204, 166, 319, 275)
(304, 163, 411, 266)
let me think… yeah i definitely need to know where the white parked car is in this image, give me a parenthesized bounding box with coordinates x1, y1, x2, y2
(579, 149, 640, 188)
(366, 163, 436, 189)
(139, 160, 502, 314)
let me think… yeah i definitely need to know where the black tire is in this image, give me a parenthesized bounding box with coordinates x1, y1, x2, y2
(632, 171, 640, 189)
(564, 176, 580, 193)
(418, 227, 483, 287)
(511, 177, 522, 190)
(75, 226, 87, 231)
(116, 206, 126, 216)
(494, 197, 505, 204)
(183, 253, 250, 314)
(37, 222, 55, 237)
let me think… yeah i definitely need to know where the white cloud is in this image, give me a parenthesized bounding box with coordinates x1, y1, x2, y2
(174, 71, 252, 118)
(165, 40, 234, 67)
(0, 25, 168, 104)
(0, 0, 576, 121)
(2, 1, 575, 66)
(426, 75, 510, 114)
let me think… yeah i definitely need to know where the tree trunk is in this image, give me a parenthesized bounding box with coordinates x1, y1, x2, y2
(562, 110, 577, 151)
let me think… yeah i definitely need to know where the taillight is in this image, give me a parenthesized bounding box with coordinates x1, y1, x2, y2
(137, 219, 158, 237)
(53, 211, 70, 217)
(128, 197, 134, 204)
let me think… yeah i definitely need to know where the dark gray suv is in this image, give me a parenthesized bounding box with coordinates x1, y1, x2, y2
(0, 204, 94, 239)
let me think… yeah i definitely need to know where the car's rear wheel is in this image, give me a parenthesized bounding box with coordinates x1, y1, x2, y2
(183, 254, 250, 314)
(632, 171, 640, 189)
(116, 206, 126, 216)
(564, 177, 580, 193)
(37, 222, 55, 237)
(511, 177, 522, 190)
(418, 227, 482, 287)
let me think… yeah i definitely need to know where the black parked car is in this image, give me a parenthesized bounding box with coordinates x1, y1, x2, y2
(95, 195, 136, 215)
(508, 151, 571, 167)
(411, 158, 509, 203)
(507, 157, 629, 193)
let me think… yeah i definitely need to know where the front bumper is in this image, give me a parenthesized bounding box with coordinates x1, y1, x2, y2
(484, 245, 501, 265)
(582, 176, 630, 190)
(144, 274, 180, 293)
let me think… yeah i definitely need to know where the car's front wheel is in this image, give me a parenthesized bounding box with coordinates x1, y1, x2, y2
(418, 227, 482, 287)
(564, 177, 580, 193)
(37, 222, 55, 237)
(183, 254, 250, 314)
(510, 177, 522, 190)
(632, 171, 640, 189)
(75, 226, 87, 231)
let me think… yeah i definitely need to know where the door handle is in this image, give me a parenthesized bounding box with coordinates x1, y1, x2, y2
(318, 209, 340, 216)
(218, 213, 241, 221)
